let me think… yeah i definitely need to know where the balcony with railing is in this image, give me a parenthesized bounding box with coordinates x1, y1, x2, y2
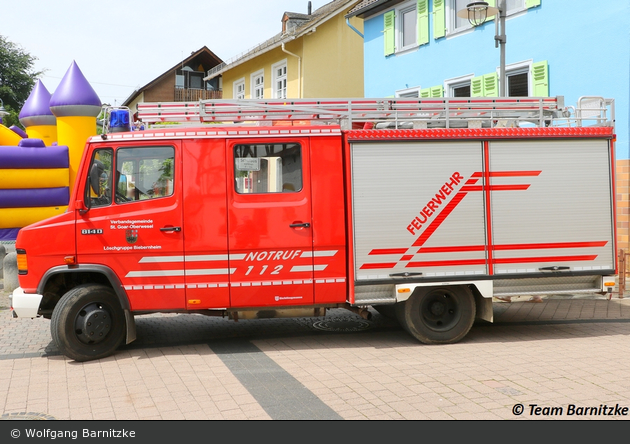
(174, 88, 222, 101)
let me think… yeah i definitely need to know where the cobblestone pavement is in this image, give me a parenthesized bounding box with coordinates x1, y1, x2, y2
(1, 279, 629, 421)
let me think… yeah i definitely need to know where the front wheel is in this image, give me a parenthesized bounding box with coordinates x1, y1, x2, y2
(51, 284, 126, 362)
(396, 286, 475, 344)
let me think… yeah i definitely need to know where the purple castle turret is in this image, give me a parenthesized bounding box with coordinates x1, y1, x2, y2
(49, 61, 102, 193)
(19, 80, 57, 145)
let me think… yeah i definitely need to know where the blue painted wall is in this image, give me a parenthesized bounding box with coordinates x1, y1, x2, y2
(362, 0, 630, 159)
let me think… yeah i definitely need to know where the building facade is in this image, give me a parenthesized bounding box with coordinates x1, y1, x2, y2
(206, 0, 364, 100)
(123, 46, 223, 115)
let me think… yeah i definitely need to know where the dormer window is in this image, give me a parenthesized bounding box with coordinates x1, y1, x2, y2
(282, 12, 310, 35)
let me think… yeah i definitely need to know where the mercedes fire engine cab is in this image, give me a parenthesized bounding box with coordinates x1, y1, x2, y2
(11, 96, 618, 361)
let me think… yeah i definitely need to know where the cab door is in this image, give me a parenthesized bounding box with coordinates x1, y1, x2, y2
(76, 143, 185, 311)
(227, 138, 314, 307)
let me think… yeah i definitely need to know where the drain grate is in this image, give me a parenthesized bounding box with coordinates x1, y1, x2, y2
(1, 412, 56, 420)
(312, 317, 372, 332)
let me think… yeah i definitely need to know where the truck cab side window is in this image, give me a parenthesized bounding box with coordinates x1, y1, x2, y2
(88, 149, 113, 207)
(234, 143, 302, 194)
(115, 146, 175, 203)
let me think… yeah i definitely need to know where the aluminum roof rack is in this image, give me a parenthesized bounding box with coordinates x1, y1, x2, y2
(134, 96, 614, 130)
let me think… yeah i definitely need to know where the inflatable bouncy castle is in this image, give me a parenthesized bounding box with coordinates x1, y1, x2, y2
(0, 61, 101, 241)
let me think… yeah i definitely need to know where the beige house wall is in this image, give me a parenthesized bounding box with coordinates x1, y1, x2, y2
(302, 14, 363, 98)
(221, 11, 364, 100)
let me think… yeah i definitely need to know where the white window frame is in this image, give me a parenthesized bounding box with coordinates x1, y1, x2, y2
(499, 59, 532, 97)
(396, 86, 421, 98)
(396, 1, 418, 53)
(447, 0, 527, 36)
(233, 78, 246, 99)
(272, 60, 287, 99)
(251, 69, 264, 100)
(444, 73, 474, 97)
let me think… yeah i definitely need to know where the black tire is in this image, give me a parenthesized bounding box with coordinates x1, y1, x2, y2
(51, 284, 126, 362)
(397, 286, 475, 344)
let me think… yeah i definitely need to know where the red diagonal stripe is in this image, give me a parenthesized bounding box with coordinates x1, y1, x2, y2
(412, 191, 467, 247)
(369, 248, 408, 255)
(490, 171, 542, 177)
(359, 262, 397, 269)
(406, 259, 487, 268)
(461, 184, 531, 192)
(493, 255, 598, 264)
(494, 241, 608, 251)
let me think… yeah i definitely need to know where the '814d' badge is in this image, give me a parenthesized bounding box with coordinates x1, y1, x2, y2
(126, 229, 138, 244)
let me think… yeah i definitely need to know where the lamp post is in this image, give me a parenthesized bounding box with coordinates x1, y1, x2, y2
(458, 1, 506, 97)
(0, 98, 9, 124)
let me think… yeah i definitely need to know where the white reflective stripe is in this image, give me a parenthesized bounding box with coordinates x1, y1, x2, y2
(300, 250, 338, 258)
(229, 254, 246, 260)
(126, 270, 185, 278)
(185, 268, 235, 276)
(139, 256, 184, 263)
(139, 254, 232, 263)
(125, 278, 344, 289)
(290, 264, 328, 272)
(185, 254, 230, 261)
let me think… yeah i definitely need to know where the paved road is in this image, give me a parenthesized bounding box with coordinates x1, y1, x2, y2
(1, 280, 629, 421)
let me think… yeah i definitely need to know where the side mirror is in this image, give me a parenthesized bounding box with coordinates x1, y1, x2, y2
(76, 199, 89, 215)
(90, 160, 104, 195)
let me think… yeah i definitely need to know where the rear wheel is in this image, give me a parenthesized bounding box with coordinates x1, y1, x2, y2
(51, 284, 126, 362)
(396, 286, 475, 344)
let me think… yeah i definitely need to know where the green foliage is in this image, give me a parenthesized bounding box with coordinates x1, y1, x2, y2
(0, 35, 44, 128)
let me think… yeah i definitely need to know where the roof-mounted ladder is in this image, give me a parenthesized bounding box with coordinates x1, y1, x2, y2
(134, 96, 614, 130)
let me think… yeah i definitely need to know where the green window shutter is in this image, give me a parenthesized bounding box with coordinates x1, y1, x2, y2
(433, 0, 445, 39)
(420, 87, 431, 98)
(384, 10, 395, 56)
(417, 0, 429, 46)
(430, 85, 444, 97)
(526, 0, 541, 8)
(532, 60, 549, 97)
(483, 73, 498, 97)
(471, 76, 484, 97)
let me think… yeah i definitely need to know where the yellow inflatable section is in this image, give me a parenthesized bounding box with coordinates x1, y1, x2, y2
(0, 206, 68, 229)
(0, 169, 69, 189)
(0, 124, 23, 146)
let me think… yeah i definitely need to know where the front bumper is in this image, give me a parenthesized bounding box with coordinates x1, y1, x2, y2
(10, 287, 43, 318)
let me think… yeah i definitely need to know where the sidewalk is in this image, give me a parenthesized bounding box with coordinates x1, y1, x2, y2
(1, 278, 630, 421)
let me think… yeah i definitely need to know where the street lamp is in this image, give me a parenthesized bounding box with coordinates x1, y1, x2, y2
(0, 98, 9, 124)
(457, 1, 507, 97)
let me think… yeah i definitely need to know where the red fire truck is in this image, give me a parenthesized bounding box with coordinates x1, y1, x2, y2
(11, 96, 618, 361)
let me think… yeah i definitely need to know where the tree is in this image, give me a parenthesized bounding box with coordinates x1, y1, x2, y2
(0, 35, 43, 128)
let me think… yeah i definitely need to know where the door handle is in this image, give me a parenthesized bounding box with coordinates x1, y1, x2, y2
(160, 226, 182, 232)
(289, 223, 310, 228)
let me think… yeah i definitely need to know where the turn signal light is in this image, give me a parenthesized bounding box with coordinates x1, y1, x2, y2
(16, 250, 28, 274)
(188, 299, 201, 305)
(397, 288, 411, 294)
(604, 282, 616, 287)
(64, 256, 77, 265)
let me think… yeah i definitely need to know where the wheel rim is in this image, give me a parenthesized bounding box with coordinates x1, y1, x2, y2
(74, 302, 112, 345)
(419, 290, 461, 332)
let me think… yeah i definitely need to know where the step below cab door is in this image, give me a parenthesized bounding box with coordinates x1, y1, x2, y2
(227, 137, 314, 307)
